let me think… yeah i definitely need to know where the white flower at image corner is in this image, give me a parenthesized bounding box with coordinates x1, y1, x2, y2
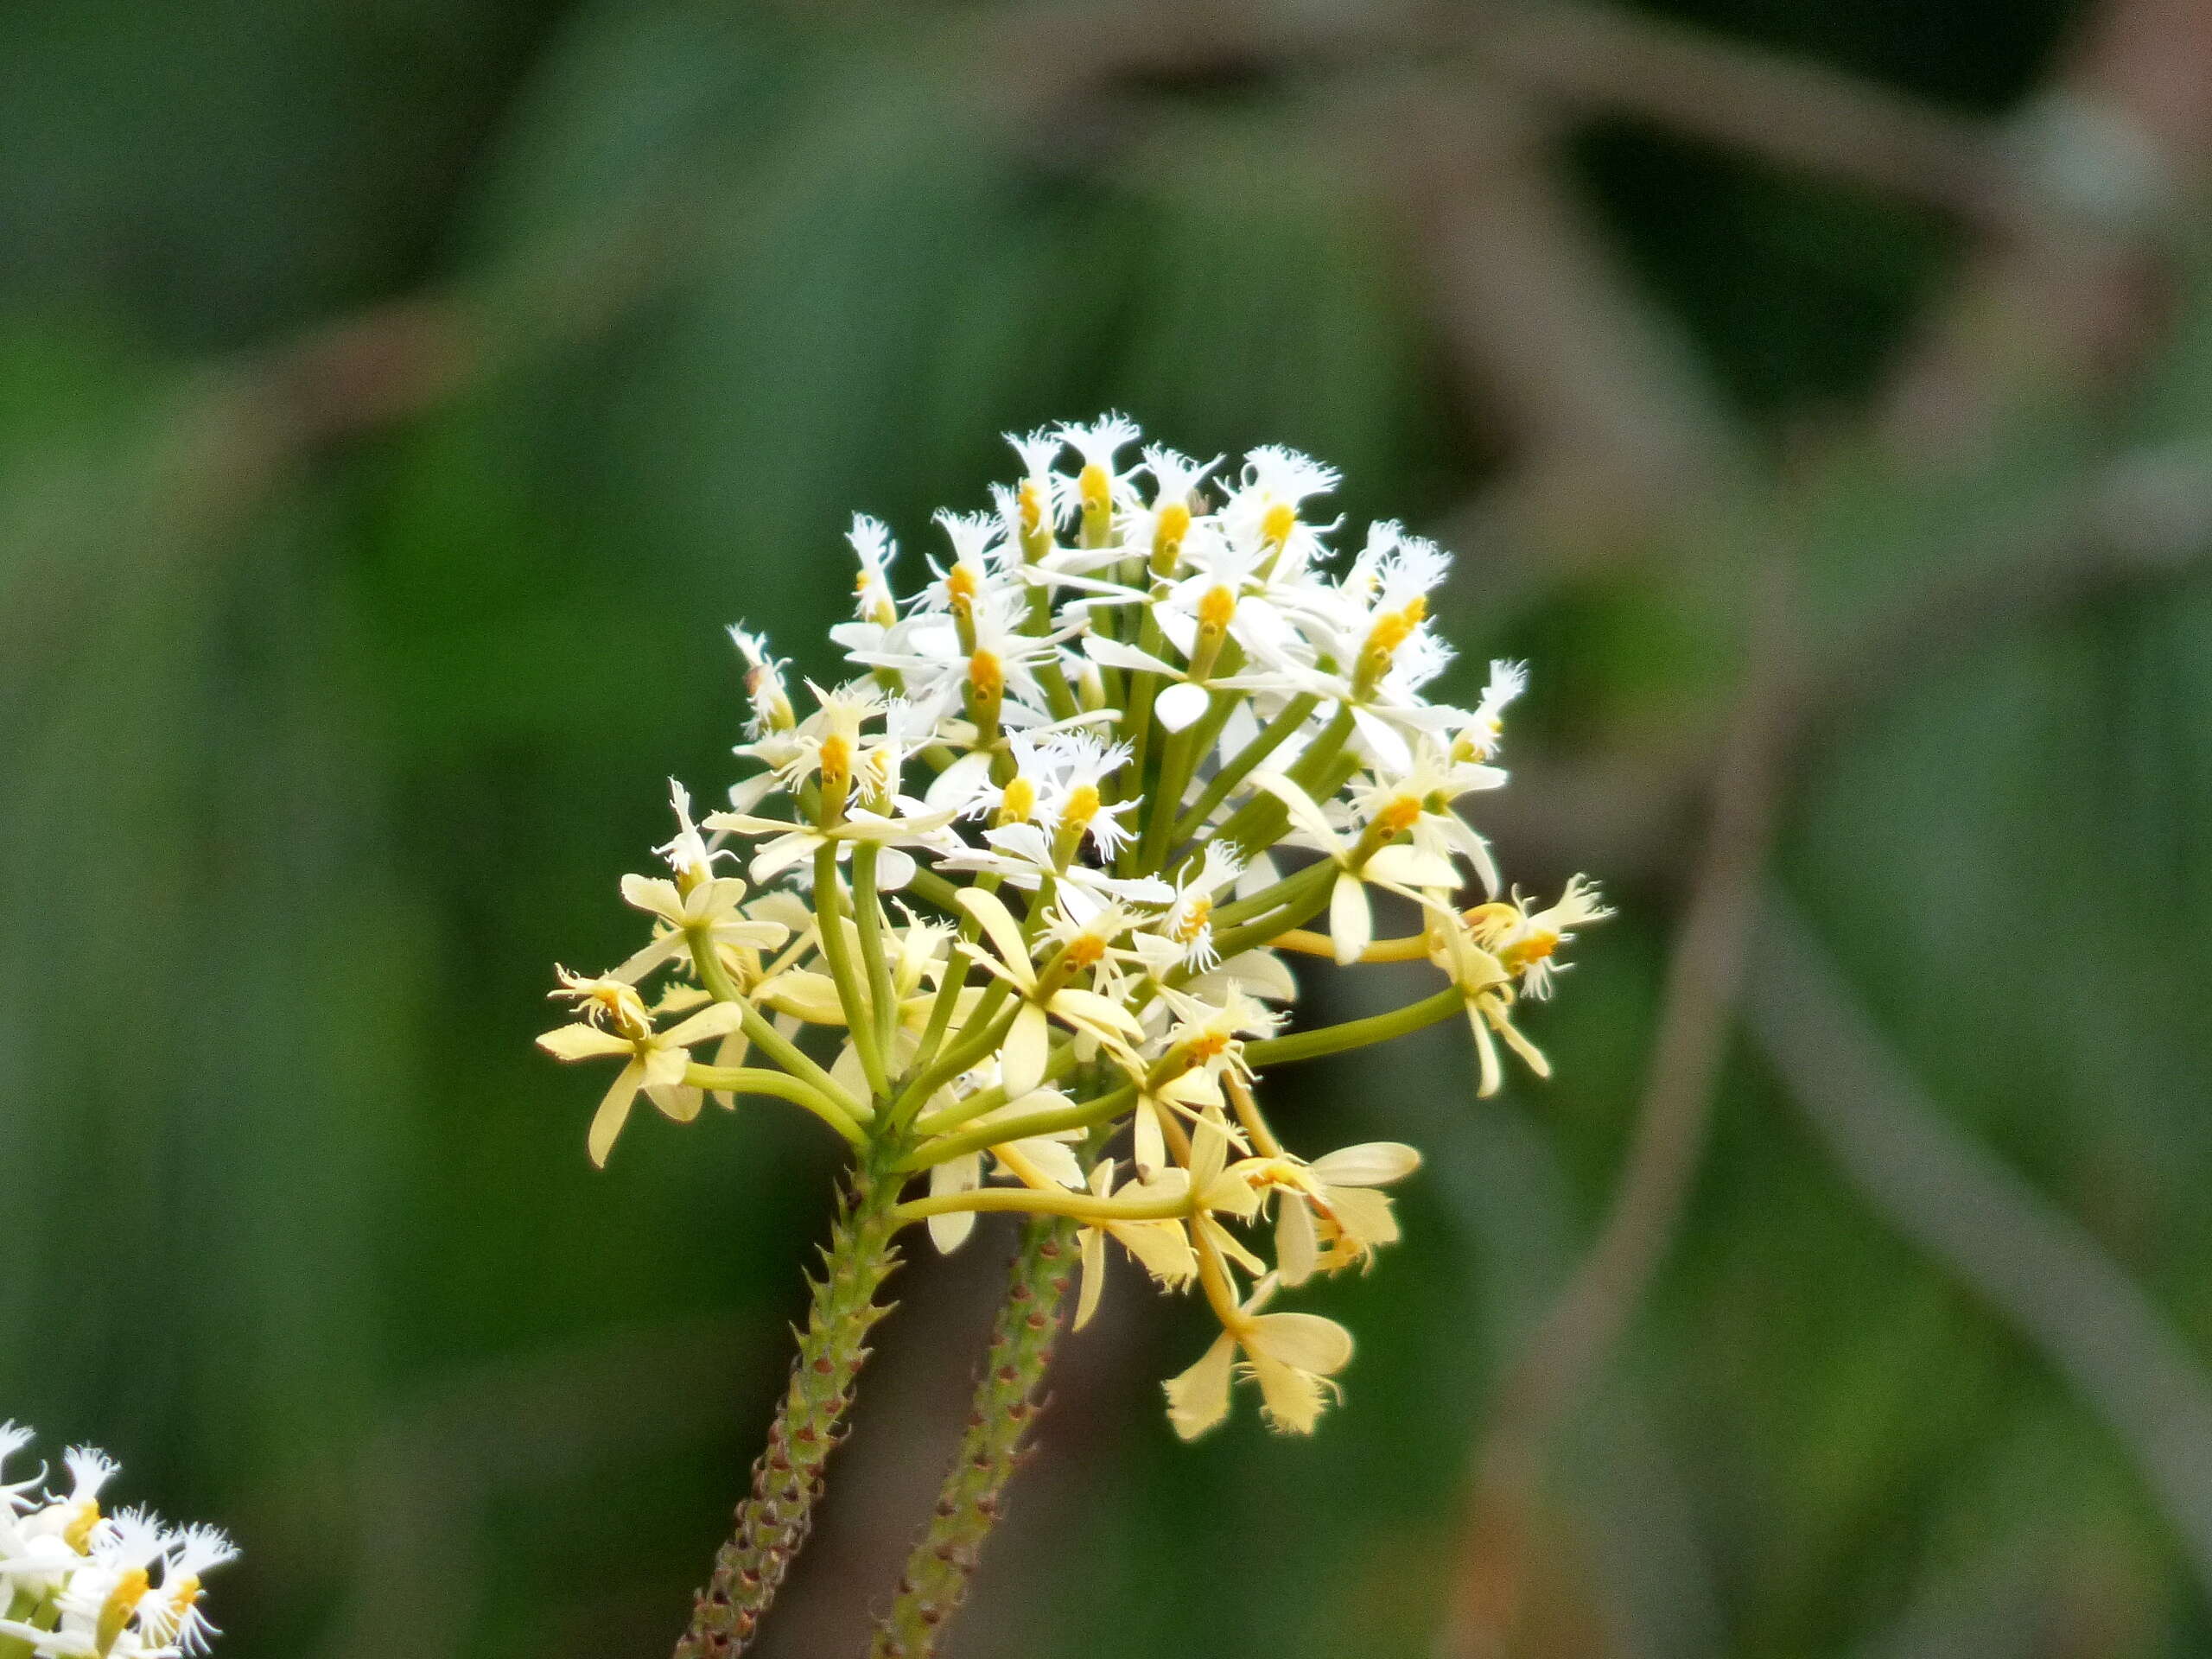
(0, 1427, 235, 1659)
(40, 1513, 188, 1657)
(2, 1445, 117, 1599)
(537, 970, 748, 1166)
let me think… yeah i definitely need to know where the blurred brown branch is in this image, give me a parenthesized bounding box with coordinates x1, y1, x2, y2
(1409, 0, 2212, 1647)
(52, 0, 2040, 601)
(1746, 898, 2212, 1604)
(1481, 3, 2012, 224)
(1381, 70, 1748, 581)
(1883, 0, 2212, 453)
(1438, 564, 1796, 1659)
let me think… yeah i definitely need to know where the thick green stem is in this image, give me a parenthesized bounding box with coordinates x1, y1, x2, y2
(851, 842, 899, 1059)
(683, 1064, 868, 1147)
(1169, 691, 1319, 845)
(899, 1082, 1136, 1172)
(814, 845, 890, 1099)
(1206, 702, 1356, 861)
(1243, 985, 1463, 1066)
(869, 1217, 1077, 1659)
(1197, 861, 1338, 964)
(672, 1162, 906, 1659)
(689, 926, 870, 1123)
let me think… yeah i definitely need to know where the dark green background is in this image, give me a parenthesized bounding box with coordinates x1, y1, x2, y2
(6, 2, 2211, 1656)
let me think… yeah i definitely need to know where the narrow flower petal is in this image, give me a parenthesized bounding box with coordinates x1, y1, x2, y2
(1001, 1001, 1052, 1097)
(1075, 1226, 1107, 1330)
(588, 1061, 647, 1167)
(1251, 770, 1340, 847)
(537, 1025, 635, 1062)
(955, 886, 1037, 989)
(1275, 1198, 1319, 1287)
(1307, 1141, 1422, 1186)
(1329, 870, 1372, 965)
(1164, 1332, 1236, 1440)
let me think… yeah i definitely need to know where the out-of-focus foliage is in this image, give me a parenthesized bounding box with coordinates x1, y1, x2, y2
(3, 2, 2209, 1657)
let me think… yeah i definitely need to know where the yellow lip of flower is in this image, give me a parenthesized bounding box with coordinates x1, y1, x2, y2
(995, 774, 1038, 825)
(1060, 781, 1102, 836)
(1197, 584, 1237, 630)
(1078, 461, 1111, 515)
(96, 1567, 151, 1656)
(1260, 500, 1296, 547)
(168, 1576, 205, 1624)
(968, 649, 1005, 700)
(1503, 931, 1560, 974)
(1151, 499, 1192, 570)
(1363, 607, 1415, 659)
(1342, 797, 1435, 886)
(61, 1497, 102, 1553)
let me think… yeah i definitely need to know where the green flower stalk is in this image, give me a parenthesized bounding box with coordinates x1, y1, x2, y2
(869, 1217, 1076, 1659)
(531, 416, 1611, 1655)
(673, 1164, 903, 1659)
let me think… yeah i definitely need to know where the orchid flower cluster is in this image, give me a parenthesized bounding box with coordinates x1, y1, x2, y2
(1, 1426, 232, 1659)
(537, 416, 1607, 1440)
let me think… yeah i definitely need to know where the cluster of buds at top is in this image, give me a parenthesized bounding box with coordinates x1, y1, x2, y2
(537, 416, 1608, 1436)
(0, 1426, 232, 1659)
